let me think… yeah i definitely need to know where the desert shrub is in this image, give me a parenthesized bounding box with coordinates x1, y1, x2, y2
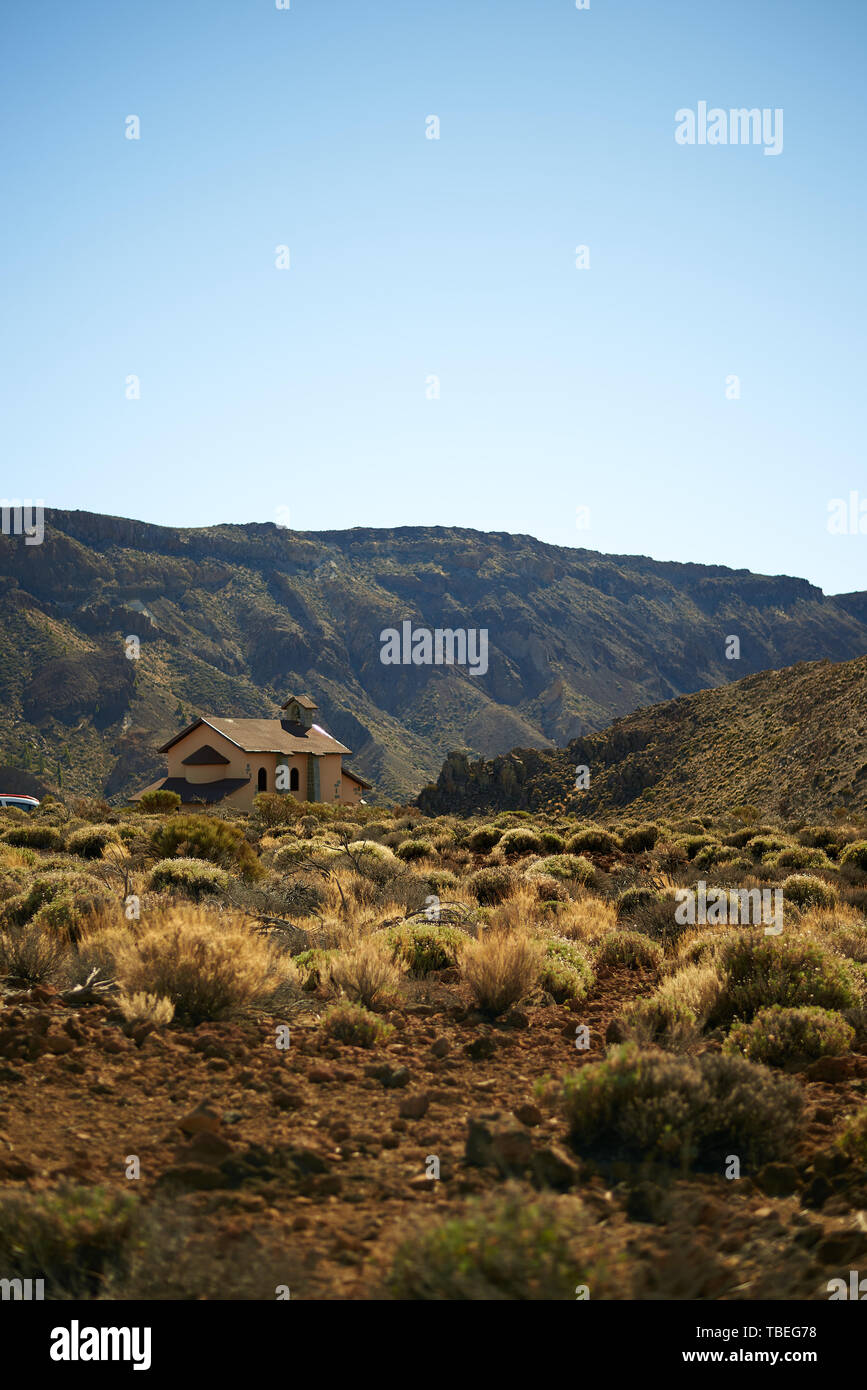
(539, 937, 595, 1002)
(1, 824, 63, 850)
(467, 866, 516, 905)
(116, 991, 175, 1029)
(724, 1006, 854, 1067)
(824, 924, 867, 964)
(596, 931, 663, 970)
(292, 948, 336, 991)
(329, 936, 401, 1008)
(710, 935, 863, 1026)
(387, 923, 465, 976)
(539, 831, 565, 853)
(321, 1001, 393, 1048)
(693, 842, 738, 870)
(782, 873, 837, 910)
(395, 839, 433, 862)
(147, 857, 230, 901)
(0, 924, 69, 983)
(149, 814, 261, 880)
(252, 792, 302, 828)
(466, 817, 500, 850)
(722, 828, 755, 849)
(497, 827, 544, 858)
(562, 1043, 803, 1168)
(620, 823, 660, 853)
(112, 907, 287, 1023)
(526, 854, 594, 886)
(462, 933, 541, 1017)
(65, 823, 121, 859)
(746, 835, 788, 859)
(423, 868, 459, 894)
(840, 841, 867, 872)
(565, 828, 621, 855)
(531, 875, 570, 904)
(616, 886, 659, 921)
(619, 965, 723, 1048)
(766, 846, 830, 871)
(631, 893, 685, 946)
(797, 825, 841, 851)
(31, 891, 93, 939)
(834, 1109, 867, 1165)
(0, 870, 108, 929)
(0, 1185, 139, 1296)
(385, 1192, 616, 1300)
(680, 834, 714, 860)
(139, 789, 181, 815)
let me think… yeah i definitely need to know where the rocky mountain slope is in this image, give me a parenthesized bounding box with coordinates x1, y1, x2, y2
(1, 509, 866, 803)
(418, 654, 867, 822)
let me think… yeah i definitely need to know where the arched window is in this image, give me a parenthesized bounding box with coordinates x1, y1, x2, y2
(289, 767, 300, 792)
(257, 767, 267, 792)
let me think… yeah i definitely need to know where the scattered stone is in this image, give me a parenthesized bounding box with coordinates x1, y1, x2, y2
(514, 1103, 543, 1128)
(307, 1066, 335, 1084)
(756, 1163, 800, 1198)
(157, 1163, 227, 1193)
(531, 1143, 578, 1191)
(399, 1093, 430, 1120)
(464, 1035, 496, 1061)
(430, 1038, 450, 1058)
(500, 1008, 529, 1030)
(177, 1101, 222, 1136)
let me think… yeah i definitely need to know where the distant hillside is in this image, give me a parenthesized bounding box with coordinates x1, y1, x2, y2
(418, 655, 867, 821)
(2, 509, 867, 803)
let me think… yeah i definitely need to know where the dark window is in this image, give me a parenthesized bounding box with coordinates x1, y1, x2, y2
(289, 767, 300, 792)
(257, 767, 267, 792)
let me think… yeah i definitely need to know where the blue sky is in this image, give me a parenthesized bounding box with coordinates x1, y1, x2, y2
(2, 0, 866, 594)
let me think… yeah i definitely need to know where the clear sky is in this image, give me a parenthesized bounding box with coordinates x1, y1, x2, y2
(2, 0, 865, 594)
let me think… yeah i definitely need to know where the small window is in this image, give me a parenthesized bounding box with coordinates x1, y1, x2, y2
(257, 767, 268, 792)
(289, 767, 300, 792)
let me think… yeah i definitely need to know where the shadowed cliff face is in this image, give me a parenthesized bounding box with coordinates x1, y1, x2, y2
(1, 509, 866, 803)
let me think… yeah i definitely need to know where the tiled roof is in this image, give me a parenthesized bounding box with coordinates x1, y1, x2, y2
(132, 777, 250, 804)
(159, 717, 351, 758)
(181, 743, 230, 766)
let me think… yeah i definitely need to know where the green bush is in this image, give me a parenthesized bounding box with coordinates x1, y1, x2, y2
(620, 823, 660, 853)
(710, 935, 862, 1026)
(467, 825, 503, 852)
(539, 938, 595, 1002)
(147, 857, 231, 901)
(0, 1185, 139, 1296)
(782, 873, 837, 909)
(139, 789, 182, 814)
(497, 827, 544, 858)
(320, 1002, 393, 1048)
(724, 1006, 855, 1066)
(527, 854, 594, 885)
(616, 886, 659, 921)
(467, 866, 516, 905)
(150, 814, 261, 880)
(539, 831, 566, 852)
(292, 948, 335, 991)
(565, 828, 622, 855)
(693, 843, 739, 870)
(385, 1193, 615, 1300)
(797, 826, 840, 852)
(1, 824, 63, 850)
(765, 847, 830, 871)
(834, 1109, 867, 1165)
(562, 1044, 803, 1168)
(840, 841, 867, 872)
(66, 823, 121, 859)
(0, 870, 108, 929)
(596, 931, 664, 970)
(746, 835, 788, 859)
(387, 923, 464, 976)
(395, 839, 434, 862)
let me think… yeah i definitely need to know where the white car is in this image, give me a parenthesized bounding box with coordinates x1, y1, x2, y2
(0, 794, 40, 813)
